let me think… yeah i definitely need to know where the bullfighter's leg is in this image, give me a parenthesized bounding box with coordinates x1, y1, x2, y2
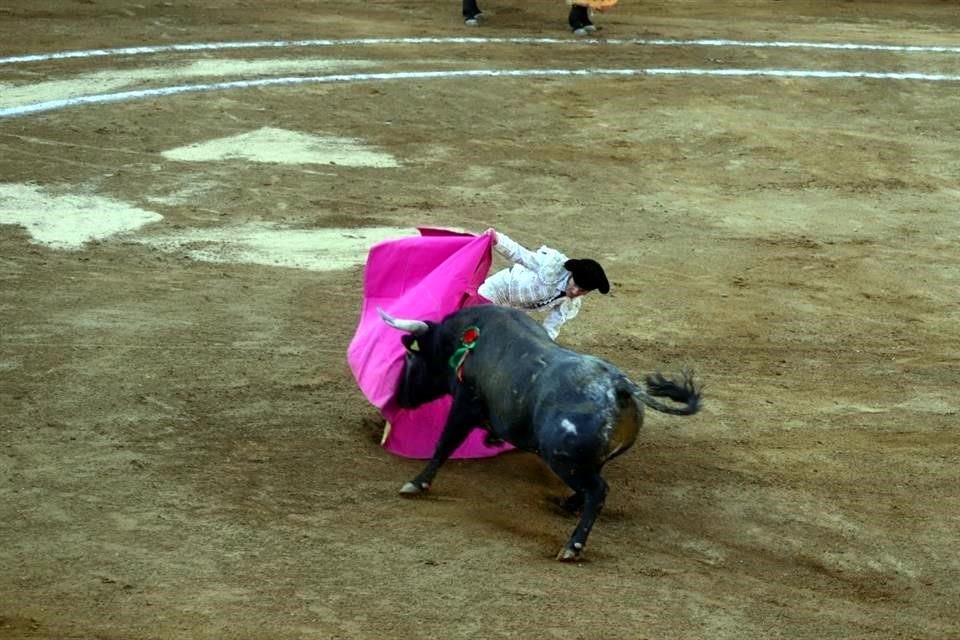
(463, 0, 482, 25)
(551, 469, 609, 561)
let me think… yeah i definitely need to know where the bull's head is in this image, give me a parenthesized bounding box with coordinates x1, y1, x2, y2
(378, 307, 451, 408)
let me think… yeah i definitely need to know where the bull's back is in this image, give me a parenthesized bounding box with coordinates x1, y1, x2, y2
(451, 306, 644, 461)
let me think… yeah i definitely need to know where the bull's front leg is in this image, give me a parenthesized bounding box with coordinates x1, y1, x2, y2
(399, 419, 472, 494)
(400, 393, 484, 495)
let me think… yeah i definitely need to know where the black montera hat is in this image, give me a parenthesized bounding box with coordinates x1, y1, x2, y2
(564, 258, 610, 294)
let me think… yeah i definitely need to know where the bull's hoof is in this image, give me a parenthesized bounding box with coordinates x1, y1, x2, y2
(556, 546, 583, 562)
(464, 13, 482, 26)
(399, 481, 429, 495)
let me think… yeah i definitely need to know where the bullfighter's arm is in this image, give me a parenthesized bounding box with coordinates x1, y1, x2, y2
(488, 230, 542, 272)
(542, 296, 582, 341)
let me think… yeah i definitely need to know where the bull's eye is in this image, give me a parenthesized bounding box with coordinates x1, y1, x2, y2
(407, 340, 419, 353)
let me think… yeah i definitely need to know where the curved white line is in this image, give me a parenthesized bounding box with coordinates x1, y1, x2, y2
(2, 36, 960, 65)
(3, 67, 958, 119)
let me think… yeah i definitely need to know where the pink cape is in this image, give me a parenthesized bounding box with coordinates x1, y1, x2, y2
(346, 228, 512, 459)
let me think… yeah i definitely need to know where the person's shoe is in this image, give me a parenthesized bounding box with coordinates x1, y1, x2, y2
(568, 4, 593, 35)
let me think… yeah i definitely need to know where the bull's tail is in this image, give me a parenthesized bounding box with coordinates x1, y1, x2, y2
(637, 371, 702, 415)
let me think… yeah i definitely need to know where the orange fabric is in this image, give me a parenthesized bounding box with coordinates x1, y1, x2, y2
(567, 0, 618, 11)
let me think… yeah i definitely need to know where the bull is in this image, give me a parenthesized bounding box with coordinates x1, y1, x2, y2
(378, 303, 702, 561)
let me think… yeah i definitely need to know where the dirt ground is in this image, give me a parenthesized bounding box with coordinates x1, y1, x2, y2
(2, 1, 959, 638)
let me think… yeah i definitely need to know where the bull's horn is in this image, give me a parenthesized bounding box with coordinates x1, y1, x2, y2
(377, 307, 429, 335)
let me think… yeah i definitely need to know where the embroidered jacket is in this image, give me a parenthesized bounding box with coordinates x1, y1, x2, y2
(477, 231, 581, 340)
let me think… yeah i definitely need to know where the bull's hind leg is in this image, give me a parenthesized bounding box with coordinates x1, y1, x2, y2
(463, 0, 482, 25)
(551, 468, 609, 561)
(554, 491, 584, 513)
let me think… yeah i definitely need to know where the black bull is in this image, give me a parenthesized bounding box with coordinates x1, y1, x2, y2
(378, 304, 702, 561)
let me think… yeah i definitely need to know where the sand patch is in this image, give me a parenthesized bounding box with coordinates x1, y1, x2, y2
(0, 182, 412, 270)
(895, 393, 957, 415)
(144, 181, 219, 206)
(0, 183, 163, 250)
(135, 224, 416, 271)
(161, 127, 399, 167)
(0, 58, 379, 109)
(710, 190, 904, 238)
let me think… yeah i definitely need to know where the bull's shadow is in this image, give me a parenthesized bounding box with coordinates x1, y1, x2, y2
(378, 304, 702, 561)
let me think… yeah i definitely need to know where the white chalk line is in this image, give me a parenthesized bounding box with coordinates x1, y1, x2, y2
(3, 67, 959, 119)
(3, 36, 960, 65)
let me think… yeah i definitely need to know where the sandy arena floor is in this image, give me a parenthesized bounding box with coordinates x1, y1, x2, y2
(1, 1, 959, 638)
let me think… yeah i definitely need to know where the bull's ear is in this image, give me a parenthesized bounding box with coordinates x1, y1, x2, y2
(402, 335, 419, 352)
